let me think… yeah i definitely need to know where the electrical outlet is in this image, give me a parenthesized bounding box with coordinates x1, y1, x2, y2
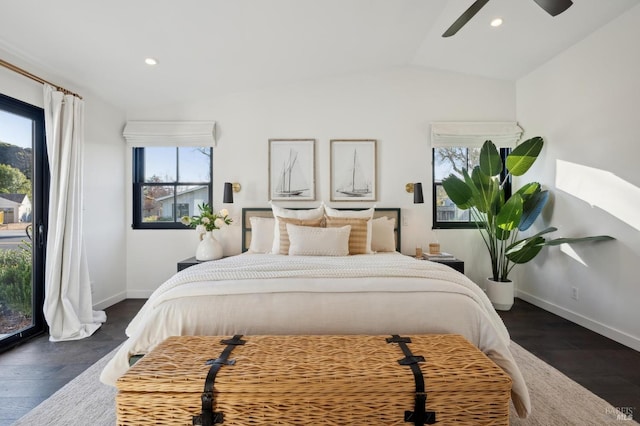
(571, 287, 578, 300)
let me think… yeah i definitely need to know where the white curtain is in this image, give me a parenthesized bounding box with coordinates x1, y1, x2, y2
(43, 84, 106, 341)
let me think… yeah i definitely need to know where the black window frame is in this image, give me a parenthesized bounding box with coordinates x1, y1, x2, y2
(0, 92, 48, 352)
(132, 146, 213, 230)
(432, 147, 511, 229)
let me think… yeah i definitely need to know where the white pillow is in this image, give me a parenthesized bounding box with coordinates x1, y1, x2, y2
(270, 202, 324, 254)
(248, 216, 275, 253)
(286, 223, 351, 256)
(324, 205, 375, 219)
(371, 216, 396, 252)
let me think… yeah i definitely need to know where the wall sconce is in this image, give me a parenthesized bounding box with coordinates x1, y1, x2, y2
(223, 182, 241, 203)
(405, 182, 424, 204)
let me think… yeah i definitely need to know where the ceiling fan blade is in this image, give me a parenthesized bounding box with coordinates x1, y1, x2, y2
(442, 0, 491, 38)
(532, 0, 573, 17)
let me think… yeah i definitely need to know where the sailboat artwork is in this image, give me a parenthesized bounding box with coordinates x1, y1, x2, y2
(269, 139, 316, 201)
(275, 149, 309, 197)
(336, 149, 372, 197)
(331, 139, 376, 201)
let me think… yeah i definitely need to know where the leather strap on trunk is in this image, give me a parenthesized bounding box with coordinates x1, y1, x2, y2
(193, 335, 246, 425)
(386, 335, 436, 425)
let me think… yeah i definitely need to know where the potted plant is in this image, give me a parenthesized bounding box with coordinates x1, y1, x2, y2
(441, 137, 613, 310)
(181, 203, 233, 261)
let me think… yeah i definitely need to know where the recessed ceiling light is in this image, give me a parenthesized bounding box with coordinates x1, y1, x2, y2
(144, 58, 158, 66)
(490, 18, 503, 27)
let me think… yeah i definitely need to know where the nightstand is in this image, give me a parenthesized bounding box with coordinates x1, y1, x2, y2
(429, 257, 464, 274)
(177, 256, 207, 272)
(177, 256, 230, 272)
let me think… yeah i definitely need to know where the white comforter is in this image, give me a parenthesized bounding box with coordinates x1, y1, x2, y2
(101, 252, 531, 417)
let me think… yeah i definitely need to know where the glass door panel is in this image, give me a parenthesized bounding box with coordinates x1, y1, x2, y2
(0, 94, 46, 351)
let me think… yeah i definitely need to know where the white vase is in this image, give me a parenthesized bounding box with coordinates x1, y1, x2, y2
(486, 278, 514, 311)
(195, 231, 223, 261)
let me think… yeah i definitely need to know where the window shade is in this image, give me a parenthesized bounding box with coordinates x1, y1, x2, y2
(431, 122, 523, 148)
(123, 121, 216, 147)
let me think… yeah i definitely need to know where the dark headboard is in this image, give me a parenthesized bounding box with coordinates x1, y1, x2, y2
(242, 207, 401, 253)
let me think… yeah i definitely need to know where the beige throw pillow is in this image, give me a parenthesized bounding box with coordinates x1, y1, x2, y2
(277, 216, 324, 255)
(371, 216, 396, 252)
(248, 216, 275, 253)
(325, 216, 370, 255)
(286, 223, 351, 256)
(270, 202, 324, 254)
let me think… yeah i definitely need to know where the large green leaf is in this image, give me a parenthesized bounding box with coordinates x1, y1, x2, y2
(506, 236, 545, 263)
(506, 136, 544, 176)
(508, 227, 558, 247)
(519, 190, 549, 231)
(544, 235, 615, 246)
(496, 193, 523, 233)
(506, 232, 614, 263)
(495, 227, 511, 241)
(514, 182, 540, 198)
(490, 184, 505, 217)
(471, 166, 496, 213)
(441, 174, 473, 209)
(479, 140, 502, 177)
(463, 168, 481, 209)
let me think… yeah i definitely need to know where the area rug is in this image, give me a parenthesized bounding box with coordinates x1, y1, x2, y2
(13, 342, 637, 425)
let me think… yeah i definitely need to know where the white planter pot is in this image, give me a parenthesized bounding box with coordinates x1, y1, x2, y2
(195, 231, 223, 261)
(486, 278, 514, 311)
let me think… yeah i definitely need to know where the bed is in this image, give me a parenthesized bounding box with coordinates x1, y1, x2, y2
(100, 205, 531, 418)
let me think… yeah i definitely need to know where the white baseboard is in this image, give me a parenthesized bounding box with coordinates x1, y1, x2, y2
(126, 289, 154, 299)
(516, 289, 640, 352)
(93, 291, 127, 311)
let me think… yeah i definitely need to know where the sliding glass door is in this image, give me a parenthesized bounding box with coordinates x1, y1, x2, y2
(0, 93, 47, 351)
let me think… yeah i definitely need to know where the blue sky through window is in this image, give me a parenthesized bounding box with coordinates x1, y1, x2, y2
(0, 110, 32, 148)
(144, 146, 211, 183)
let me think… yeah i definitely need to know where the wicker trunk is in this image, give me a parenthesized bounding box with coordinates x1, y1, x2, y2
(116, 334, 511, 425)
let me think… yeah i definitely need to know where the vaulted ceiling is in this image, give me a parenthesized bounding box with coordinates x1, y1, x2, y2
(1, 0, 637, 113)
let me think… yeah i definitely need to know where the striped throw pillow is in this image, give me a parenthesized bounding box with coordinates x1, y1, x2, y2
(325, 216, 371, 255)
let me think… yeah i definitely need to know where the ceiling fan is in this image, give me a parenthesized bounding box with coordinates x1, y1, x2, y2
(442, 0, 573, 37)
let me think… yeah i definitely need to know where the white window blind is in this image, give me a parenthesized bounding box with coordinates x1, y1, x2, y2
(431, 122, 523, 148)
(123, 121, 216, 147)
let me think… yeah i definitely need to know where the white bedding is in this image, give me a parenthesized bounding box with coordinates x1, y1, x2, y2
(101, 252, 531, 417)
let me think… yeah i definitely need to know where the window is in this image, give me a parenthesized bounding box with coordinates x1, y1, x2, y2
(432, 146, 511, 229)
(430, 122, 522, 229)
(132, 146, 212, 229)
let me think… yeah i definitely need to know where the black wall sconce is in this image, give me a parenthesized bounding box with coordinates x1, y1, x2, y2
(223, 182, 241, 203)
(405, 182, 424, 204)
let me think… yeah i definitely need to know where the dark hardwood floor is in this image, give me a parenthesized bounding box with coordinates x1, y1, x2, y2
(0, 299, 145, 426)
(499, 298, 640, 418)
(0, 297, 638, 424)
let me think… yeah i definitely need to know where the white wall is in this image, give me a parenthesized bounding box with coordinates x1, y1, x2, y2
(126, 66, 515, 295)
(83, 96, 128, 309)
(0, 50, 127, 311)
(516, 4, 640, 350)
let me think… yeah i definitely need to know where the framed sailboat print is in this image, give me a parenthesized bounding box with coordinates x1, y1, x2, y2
(269, 139, 316, 201)
(330, 139, 376, 201)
